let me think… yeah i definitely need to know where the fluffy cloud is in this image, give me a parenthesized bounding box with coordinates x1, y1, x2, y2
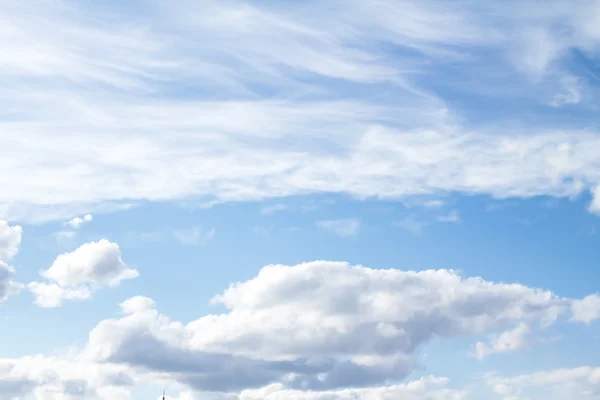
(0, 220, 23, 304)
(316, 219, 360, 237)
(1, 260, 599, 398)
(77, 261, 574, 393)
(474, 323, 531, 360)
(28, 240, 139, 307)
(589, 186, 600, 215)
(571, 294, 600, 324)
(0, 355, 136, 400)
(66, 214, 93, 229)
(0, 220, 22, 262)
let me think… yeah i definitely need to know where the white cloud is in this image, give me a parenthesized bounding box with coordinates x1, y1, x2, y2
(0, 354, 136, 400)
(1, 260, 600, 398)
(571, 294, 600, 325)
(316, 219, 360, 237)
(77, 261, 576, 393)
(0, 220, 22, 262)
(589, 187, 600, 215)
(66, 214, 93, 229)
(172, 228, 216, 246)
(487, 366, 600, 399)
(0, 220, 23, 304)
(423, 200, 445, 208)
(27, 239, 138, 307)
(1, 1, 600, 221)
(438, 209, 461, 223)
(474, 323, 531, 360)
(176, 377, 469, 400)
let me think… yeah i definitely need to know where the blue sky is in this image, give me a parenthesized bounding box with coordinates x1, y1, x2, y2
(1, 1, 600, 399)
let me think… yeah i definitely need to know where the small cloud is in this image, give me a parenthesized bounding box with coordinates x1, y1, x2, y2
(172, 227, 215, 246)
(438, 209, 461, 223)
(423, 200, 445, 208)
(65, 214, 93, 229)
(316, 218, 359, 237)
(260, 204, 288, 215)
(589, 186, 600, 215)
(473, 323, 530, 360)
(27, 239, 137, 308)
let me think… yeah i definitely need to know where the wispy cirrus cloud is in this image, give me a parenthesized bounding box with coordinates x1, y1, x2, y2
(1, 0, 600, 222)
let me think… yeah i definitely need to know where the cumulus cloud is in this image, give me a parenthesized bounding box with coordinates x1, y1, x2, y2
(474, 323, 531, 360)
(0, 220, 23, 304)
(0, 220, 22, 262)
(27, 239, 138, 307)
(75, 261, 576, 393)
(0, 352, 468, 400)
(571, 294, 600, 325)
(589, 187, 600, 215)
(66, 214, 93, 229)
(316, 219, 360, 237)
(0, 355, 136, 400)
(174, 377, 469, 400)
(0, 260, 599, 398)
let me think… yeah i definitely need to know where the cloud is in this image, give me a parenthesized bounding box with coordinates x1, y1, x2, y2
(0, 351, 468, 400)
(487, 366, 600, 399)
(0, 354, 136, 400)
(474, 323, 531, 360)
(66, 214, 93, 229)
(172, 228, 216, 246)
(589, 187, 600, 215)
(175, 377, 469, 400)
(316, 219, 360, 237)
(77, 261, 577, 393)
(438, 210, 461, 223)
(1, 260, 600, 398)
(0, 220, 23, 304)
(423, 200, 445, 208)
(0, 220, 22, 262)
(2, 1, 600, 221)
(27, 239, 138, 307)
(571, 294, 600, 325)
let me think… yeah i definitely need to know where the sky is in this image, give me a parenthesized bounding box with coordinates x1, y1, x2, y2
(1, 0, 600, 399)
